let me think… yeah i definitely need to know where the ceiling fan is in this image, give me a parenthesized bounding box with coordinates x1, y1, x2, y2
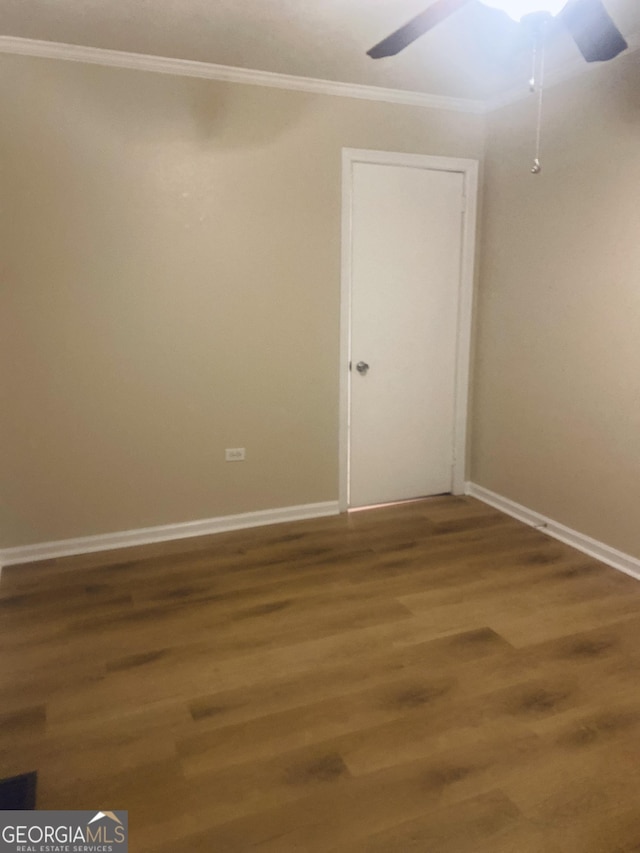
(367, 0, 628, 64)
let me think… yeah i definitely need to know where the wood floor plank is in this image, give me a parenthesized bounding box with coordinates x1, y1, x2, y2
(344, 789, 523, 853)
(3, 495, 640, 851)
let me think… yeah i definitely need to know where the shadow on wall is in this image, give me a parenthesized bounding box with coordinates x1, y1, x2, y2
(186, 79, 312, 148)
(613, 49, 640, 122)
(0, 52, 312, 151)
(56, 59, 313, 150)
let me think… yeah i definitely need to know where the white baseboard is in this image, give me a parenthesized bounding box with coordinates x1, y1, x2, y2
(466, 482, 640, 582)
(0, 501, 340, 568)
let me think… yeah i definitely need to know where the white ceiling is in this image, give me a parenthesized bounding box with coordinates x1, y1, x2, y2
(1, 0, 638, 100)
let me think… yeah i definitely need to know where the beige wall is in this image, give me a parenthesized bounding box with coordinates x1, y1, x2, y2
(472, 49, 640, 557)
(0, 54, 484, 548)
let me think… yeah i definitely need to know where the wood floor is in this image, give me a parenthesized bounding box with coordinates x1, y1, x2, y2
(3, 496, 640, 851)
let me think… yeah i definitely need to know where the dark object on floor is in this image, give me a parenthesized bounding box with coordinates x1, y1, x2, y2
(0, 771, 37, 809)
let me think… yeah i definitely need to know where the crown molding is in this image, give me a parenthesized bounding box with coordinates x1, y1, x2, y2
(2, 30, 636, 120)
(485, 31, 640, 112)
(0, 36, 485, 114)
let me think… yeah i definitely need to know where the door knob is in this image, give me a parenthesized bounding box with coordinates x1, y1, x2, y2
(356, 361, 370, 375)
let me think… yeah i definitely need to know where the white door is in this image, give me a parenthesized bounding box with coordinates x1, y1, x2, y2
(347, 159, 466, 508)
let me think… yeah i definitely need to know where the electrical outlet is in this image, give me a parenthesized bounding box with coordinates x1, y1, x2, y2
(225, 448, 246, 462)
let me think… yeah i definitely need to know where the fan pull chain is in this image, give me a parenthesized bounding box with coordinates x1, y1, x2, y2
(530, 23, 546, 175)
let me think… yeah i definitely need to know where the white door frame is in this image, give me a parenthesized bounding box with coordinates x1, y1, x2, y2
(339, 148, 479, 512)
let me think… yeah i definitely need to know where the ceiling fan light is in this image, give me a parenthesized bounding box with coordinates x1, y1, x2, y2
(481, 0, 567, 21)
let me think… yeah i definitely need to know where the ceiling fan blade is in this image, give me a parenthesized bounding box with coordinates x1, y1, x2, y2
(367, 0, 473, 58)
(558, 0, 628, 62)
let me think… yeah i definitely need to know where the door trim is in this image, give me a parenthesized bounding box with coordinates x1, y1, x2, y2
(339, 148, 479, 511)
